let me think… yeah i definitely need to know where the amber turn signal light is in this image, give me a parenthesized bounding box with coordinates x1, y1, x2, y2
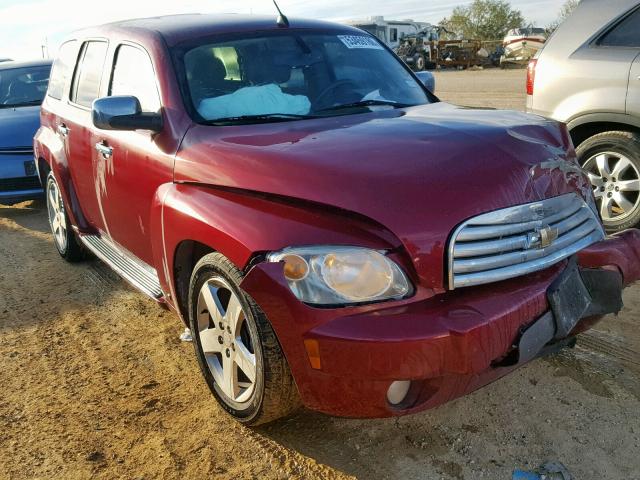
(304, 339, 322, 370)
(282, 254, 309, 281)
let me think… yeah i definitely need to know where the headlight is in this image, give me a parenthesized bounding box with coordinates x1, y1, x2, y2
(267, 246, 413, 305)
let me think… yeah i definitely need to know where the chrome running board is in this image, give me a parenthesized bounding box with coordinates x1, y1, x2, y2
(79, 234, 164, 299)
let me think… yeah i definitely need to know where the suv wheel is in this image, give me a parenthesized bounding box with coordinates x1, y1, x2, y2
(577, 131, 640, 232)
(45, 172, 85, 262)
(188, 253, 300, 425)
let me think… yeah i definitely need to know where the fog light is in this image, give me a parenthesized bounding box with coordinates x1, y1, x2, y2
(386, 380, 411, 405)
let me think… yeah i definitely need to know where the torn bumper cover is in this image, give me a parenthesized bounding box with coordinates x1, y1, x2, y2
(240, 229, 640, 418)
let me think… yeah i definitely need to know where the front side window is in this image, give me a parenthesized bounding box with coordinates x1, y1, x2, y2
(600, 7, 640, 47)
(48, 40, 77, 100)
(174, 31, 430, 124)
(109, 44, 160, 112)
(0, 64, 51, 108)
(71, 41, 108, 107)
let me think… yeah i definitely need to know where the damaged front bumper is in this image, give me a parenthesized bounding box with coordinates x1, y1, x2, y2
(240, 229, 640, 418)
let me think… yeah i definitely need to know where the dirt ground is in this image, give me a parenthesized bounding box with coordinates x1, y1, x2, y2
(2, 69, 640, 480)
(433, 68, 528, 111)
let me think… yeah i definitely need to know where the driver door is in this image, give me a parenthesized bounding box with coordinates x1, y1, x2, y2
(92, 43, 174, 265)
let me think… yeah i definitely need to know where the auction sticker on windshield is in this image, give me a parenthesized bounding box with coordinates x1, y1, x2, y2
(338, 35, 384, 50)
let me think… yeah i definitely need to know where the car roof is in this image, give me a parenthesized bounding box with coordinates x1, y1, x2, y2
(74, 13, 362, 47)
(542, 0, 639, 55)
(0, 59, 52, 71)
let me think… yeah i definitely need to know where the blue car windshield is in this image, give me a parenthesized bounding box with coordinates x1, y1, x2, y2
(0, 65, 51, 108)
(175, 31, 431, 124)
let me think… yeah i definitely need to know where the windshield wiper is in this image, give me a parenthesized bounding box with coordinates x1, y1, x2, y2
(203, 113, 318, 125)
(0, 100, 43, 109)
(316, 99, 411, 113)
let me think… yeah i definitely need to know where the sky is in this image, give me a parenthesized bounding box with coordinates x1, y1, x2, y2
(0, 0, 569, 60)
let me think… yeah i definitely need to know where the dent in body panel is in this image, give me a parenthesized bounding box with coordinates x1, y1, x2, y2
(158, 183, 406, 321)
(176, 103, 583, 290)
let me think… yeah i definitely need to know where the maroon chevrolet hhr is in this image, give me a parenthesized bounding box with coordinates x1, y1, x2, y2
(34, 14, 640, 425)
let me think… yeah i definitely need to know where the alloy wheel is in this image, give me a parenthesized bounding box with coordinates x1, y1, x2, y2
(583, 151, 640, 223)
(46, 178, 68, 252)
(196, 277, 257, 404)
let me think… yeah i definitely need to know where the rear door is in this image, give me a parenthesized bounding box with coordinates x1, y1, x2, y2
(605, 8, 640, 115)
(64, 40, 109, 232)
(91, 42, 174, 265)
(599, 7, 640, 116)
(630, 55, 640, 117)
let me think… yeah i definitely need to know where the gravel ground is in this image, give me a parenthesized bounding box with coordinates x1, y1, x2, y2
(1, 69, 640, 480)
(434, 68, 527, 111)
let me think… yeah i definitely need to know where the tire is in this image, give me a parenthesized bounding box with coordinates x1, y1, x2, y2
(415, 55, 426, 71)
(188, 252, 300, 426)
(45, 172, 85, 262)
(577, 131, 640, 232)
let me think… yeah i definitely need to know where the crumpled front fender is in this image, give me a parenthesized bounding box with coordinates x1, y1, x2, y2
(578, 229, 640, 286)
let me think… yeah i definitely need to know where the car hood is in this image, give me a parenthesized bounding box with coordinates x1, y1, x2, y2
(176, 102, 591, 290)
(0, 105, 41, 150)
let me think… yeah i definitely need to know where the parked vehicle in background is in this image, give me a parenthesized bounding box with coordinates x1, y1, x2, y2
(35, 14, 640, 426)
(348, 16, 434, 49)
(0, 60, 51, 204)
(527, 0, 640, 231)
(501, 27, 546, 67)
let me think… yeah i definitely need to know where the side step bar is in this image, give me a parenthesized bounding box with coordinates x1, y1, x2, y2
(79, 234, 164, 299)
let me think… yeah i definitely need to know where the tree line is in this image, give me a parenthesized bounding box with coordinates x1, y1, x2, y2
(438, 0, 580, 41)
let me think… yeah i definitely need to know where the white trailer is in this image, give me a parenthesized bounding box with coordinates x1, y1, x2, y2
(347, 16, 432, 49)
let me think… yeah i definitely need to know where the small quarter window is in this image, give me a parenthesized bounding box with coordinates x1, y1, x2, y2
(600, 7, 640, 47)
(109, 44, 160, 112)
(71, 41, 108, 107)
(47, 40, 77, 100)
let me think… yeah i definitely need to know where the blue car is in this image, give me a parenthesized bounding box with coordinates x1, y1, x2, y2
(0, 60, 51, 205)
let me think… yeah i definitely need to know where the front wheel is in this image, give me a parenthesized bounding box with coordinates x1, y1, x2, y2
(188, 253, 300, 425)
(578, 131, 640, 232)
(45, 172, 84, 262)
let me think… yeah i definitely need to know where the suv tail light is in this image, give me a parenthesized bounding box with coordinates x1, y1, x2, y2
(526, 59, 537, 96)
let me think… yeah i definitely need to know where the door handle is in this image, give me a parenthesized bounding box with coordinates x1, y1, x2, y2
(58, 124, 70, 137)
(95, 141, 113, 159)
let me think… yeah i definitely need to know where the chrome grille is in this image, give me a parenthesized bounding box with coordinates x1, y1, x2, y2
(448, 193, 605, 289)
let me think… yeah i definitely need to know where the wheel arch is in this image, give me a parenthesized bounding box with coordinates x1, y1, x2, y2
(172, 239, 217, 322)
(157, 184, 403, 323)
(567, 113, 640, 148)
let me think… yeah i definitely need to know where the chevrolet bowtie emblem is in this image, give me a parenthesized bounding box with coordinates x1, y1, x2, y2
(537, 226, 559, 249)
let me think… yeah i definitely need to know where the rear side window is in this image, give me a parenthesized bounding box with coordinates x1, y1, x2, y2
(600, 7, 640, 47)
(71, 41, 108, 107)
(109, 44, 160, 112)
(47, 40, 77, 100)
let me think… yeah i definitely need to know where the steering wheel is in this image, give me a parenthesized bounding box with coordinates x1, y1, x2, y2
(313, 80, 359, 110)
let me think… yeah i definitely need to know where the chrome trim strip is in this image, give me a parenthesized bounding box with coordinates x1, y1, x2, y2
(447, 193, 605, 289)
(456, 199, 583, 241)
(453, 221, 598, 274)
(79, 234, 163, 299)
(453, 230, 603, 288)
(0, 147, 34, 155)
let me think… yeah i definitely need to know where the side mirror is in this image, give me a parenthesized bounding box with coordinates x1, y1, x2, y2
(92, 96, 162, 132)
(415, 71, 436, 93)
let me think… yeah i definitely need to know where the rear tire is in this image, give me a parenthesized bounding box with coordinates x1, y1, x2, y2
(188, 252, 300, 426)
(577, 131, 640, 232)
(45, 172, 85, 262)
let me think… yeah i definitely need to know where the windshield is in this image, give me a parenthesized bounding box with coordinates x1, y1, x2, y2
(174, 31, 431, 124)
(0, 65, 50, 108)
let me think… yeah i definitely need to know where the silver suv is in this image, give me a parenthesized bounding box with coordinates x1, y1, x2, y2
(527, 0, 640, 231)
